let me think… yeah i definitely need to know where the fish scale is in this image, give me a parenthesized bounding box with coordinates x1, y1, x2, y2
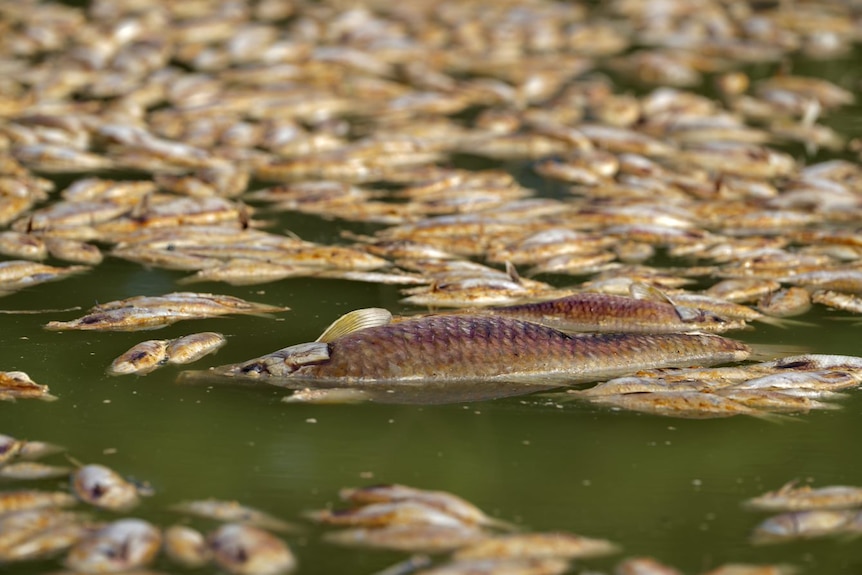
(280, 315, 750, 384)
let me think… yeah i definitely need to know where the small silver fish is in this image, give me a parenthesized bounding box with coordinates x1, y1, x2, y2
(71, 463, 141, 512)
(207, 523, 296, 575)
(65, 518, 162, 573)
(107, 340, 170, 375)
(166, 332, 227, 364)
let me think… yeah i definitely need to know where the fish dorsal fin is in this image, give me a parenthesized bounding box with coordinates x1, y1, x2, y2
(630, 281, 672, 303)
(630, 282, 698, 321)
(316, 308, 393, 343)
(505, 261, 522, 284)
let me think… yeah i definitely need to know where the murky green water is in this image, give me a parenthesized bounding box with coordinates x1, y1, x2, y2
(4, 25, 862, 575)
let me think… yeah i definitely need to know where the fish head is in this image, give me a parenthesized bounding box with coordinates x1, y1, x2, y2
(238, 342, 331, 377)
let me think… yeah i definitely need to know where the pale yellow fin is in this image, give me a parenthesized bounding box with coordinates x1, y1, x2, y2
(316, 308, 393, 343)
(629, 281, 673, 303)
(505, 261, 522, 284)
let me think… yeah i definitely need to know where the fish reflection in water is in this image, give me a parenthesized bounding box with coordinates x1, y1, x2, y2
(180, 308, 751, 404)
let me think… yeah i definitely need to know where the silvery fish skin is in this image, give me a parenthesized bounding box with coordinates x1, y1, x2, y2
(217, 314, 750, 385)
(65, 518, 162, 573)
(484, 292, 743, 333)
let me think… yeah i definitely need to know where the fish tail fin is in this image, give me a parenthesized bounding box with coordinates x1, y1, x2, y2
(482, 516, 523, 532)
(747, 343, 810, 362)
(754, 316, 818, 329)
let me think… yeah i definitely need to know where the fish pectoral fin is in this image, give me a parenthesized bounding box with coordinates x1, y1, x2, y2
(673, 305, 703, 322)
(316, 308, 393, 343)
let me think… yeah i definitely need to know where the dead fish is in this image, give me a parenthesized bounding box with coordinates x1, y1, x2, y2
(700, 564, 798, 575)
(413, 557, 571, 575)
(572, 376, 717, 398)
(0, 260, 89, 292)
(43, 237, 104, 265)
(750, 510, 854, 544)
(0, 434, 22, 465)
(170, 498, 298, 533)
(17, 440, 65, 460)
(65, 518, 162, 573)
(306, 501, 470, 529)
(713, 389, 840, 413)
(587, 391, 776, 420)
(339, 484, 514, 530)
(166, 332, 227, 364)
(323, 523, 487, 553)
(615, 557, 683, 575)
(208, 523, 296, 575)
(164, 524, 211, 569)
(0, 371, 56, 401)
(0, 520, 90, 562)
(71, 463, 141, 512)
(728, 370, 862, 392)
(0, 508, 84, 559)
(811, 290, 862, 314)
(107, 340, 170, 375)
(481, 288, 744, 334)
(0, 490, 77, 517)
(46, 292, 288, 331)
(0, 231, 47, 260)
(213, 308, 751, 385)
(0, 461, 72, 480)
(452, 532, 619, 560)
(744, 481, 862, 512)
(757, 288, 812, 318)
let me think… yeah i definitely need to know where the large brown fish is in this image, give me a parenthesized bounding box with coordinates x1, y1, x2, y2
(482, 290, 745, 333)
(197, 308, 751, 387)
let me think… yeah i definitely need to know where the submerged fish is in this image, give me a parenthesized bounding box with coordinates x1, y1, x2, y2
(195, 308, 751, 386)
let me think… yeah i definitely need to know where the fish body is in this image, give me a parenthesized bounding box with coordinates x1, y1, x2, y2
(222, 313, 750, 385)
(486, 292, 742, 333)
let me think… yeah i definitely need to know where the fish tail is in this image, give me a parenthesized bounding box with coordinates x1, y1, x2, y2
(746, 343, 810, 362)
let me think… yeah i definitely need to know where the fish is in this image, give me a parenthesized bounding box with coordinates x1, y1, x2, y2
(0, 490, 77, 517)
(306, 501, 467, 529)
(585, 391, 776, 420)
(478, 287, 746, 333)
(339, 484, 514, 531)
(207, 523, 296, 575)
(750, 510, 855, 544)
(65, 518, 162, 573)
(71, 463, 141, 512)
(107, 339, 170, 375)
(0, 461, 72, 480)
(452, 532, 619, 561)
(413, 557, 571, 575)
(166, 332, 227, 364)
(164, 525, 211, 569)
(615, 557, 683, 575)
(201, 308, 751, 386)
(744, 481, 862, 512)
(323, 523, 487, 553)
(0, 371, 56, 401)
(170, 498, 299, 533)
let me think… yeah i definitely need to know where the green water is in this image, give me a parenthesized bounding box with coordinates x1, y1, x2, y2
(4, 48, 862, 575)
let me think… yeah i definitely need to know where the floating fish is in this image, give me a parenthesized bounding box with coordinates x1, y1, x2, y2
(0, 461, 72, 480)
(413, 557, 571, 575)
(107, 339, 170, 375)
(323, 523, 487, 553)
(164, 524, 211, 569)
(744, 481, 862, 512)
(0, 371, 56, 401)
(0, 490, 77, 517)
(452, 532, 619, 561)
(207, 523, 296, 575)
(46, 292, 288, 331)
(166, 332, 227, 364)
(201, 308, 751, 387)
(170, 498, 298, 533)
(65, 518, 162, 573)
(71, 463, 141, 512)
(339, 484, 514, 530)
(750, 510, 855, 544)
